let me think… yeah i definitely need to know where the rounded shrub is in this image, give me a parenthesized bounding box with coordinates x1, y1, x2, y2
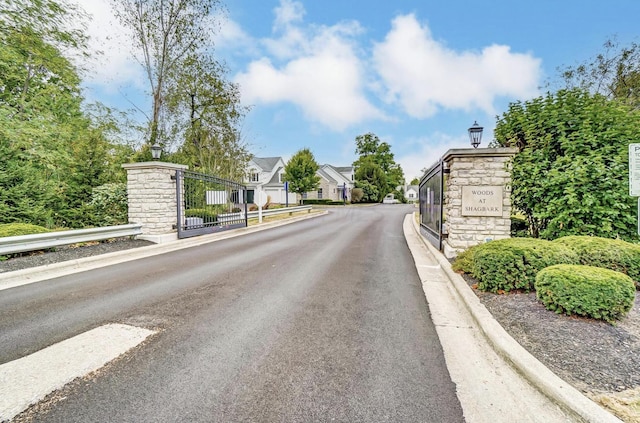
(451, 245, 480, 275)
(535, 264, 636, 323)
(0, 223, 50, 238)
(553, 236, 640, 288)
(472, 238, 578, 293)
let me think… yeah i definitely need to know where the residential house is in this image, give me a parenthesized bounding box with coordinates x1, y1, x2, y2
(246, 157, 296, 205)
(405, 185, 419, 203)
(304, 165, 355, 202)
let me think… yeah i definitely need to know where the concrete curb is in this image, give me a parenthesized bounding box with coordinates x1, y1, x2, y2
(0, 211, 328, 292)
(409, 214, 622, 423)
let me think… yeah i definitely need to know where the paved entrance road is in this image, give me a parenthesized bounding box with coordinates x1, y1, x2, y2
(1, 205, 464, 422)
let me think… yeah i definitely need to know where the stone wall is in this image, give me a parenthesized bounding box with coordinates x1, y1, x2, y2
(441, 148, 517, 258)
(122, 162, 188, 242)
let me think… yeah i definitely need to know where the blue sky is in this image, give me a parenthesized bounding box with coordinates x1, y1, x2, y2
(76, 0, 640, 181)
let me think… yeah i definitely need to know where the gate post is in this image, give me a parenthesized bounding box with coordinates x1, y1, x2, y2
(122, 161, 188, 243)
(441, 147, 517, 258)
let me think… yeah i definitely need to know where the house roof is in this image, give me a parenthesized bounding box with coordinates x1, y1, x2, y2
(265, 167, 284, 185)
(332, 166, 353, 173)
(407, 185, 419, 192)
(252, 157, 281, 172)
(317, 168, 338, 184)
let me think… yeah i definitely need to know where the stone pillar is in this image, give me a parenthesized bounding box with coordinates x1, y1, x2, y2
(122, 161, 188, 243)
(442, 148, 517, 258)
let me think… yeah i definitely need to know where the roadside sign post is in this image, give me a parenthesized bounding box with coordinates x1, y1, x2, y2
(284, 181, 289, 208)
(257, 186, 268, 224)
(630, 144, 640, 235)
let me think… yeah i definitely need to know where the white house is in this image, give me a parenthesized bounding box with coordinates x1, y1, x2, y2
(304, 165, 355, 202)
(405, 185, 419, 203)
(246, 157, 296, 205)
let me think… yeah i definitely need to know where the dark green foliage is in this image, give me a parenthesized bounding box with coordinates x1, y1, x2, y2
(301, 199, 331, 205)
(535, 264, 635, 323)
(88, 183, 128, 226)
(451, 245, 479, 275)
(185, 208, 219, 223)
(353, 133, 404, 202)
(0, 2, 134, 229)
(471, 238, 578, 293)
(553, 236, 640, 288)
(493, 89, 640, 242)
(510, 215, 529, 237)
(284, 148, 321, 202)
(0, 223, 50, 237)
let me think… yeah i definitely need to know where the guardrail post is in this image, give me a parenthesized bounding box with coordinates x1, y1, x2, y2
(122, 162, 188, 243)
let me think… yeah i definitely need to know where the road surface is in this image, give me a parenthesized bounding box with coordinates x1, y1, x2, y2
(1, 205, 465, 422)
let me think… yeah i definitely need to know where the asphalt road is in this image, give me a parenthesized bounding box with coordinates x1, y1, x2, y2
(1, 205, 465, 422)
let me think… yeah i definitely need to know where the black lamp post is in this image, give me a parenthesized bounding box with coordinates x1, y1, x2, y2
(151, 143, 162, 160)
(468, 121, 483, 148)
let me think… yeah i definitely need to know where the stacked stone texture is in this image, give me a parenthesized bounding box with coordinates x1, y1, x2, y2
(123, 163, 186, 236)
(443, 155, 513, 257)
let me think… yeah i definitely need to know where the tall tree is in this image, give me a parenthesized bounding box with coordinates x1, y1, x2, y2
(166, 54, 251, 181)
(558, 38, 640, 109)
(110, 0, 222, 149)
(352, 133, 405, 200)
(494, 89, 639, 241)
(284, 148, 320, 205)
(354, 157, 387, 203)
(0, 0, 133, 228)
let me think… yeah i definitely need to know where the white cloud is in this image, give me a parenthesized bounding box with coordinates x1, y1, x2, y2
(235, 0, 383, 131)
(397, 133, 468, 182)
(213, 14, 256, 53)
(74, 0, 144, 90)
(273, 0, 305, 30)
(373, 14, 541, 118)
(234, 0, 383, 131)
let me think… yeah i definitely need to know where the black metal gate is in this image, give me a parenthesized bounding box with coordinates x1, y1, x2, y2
(419, 160, 445, 250)
(175, 170, 248, 239)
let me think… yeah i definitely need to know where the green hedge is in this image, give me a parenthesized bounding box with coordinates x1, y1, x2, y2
(184, 208, 218, 223)
(553, 236, 640, 288)
(535, 264, 635, 323)
(471, 238, 578, 293)
(0, 223, 50, 238)
(302, 199, 332, 205)
(451, 245, 479, 275)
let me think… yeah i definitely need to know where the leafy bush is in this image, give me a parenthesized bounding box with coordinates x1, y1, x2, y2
(451, 245, 480, 275)
(185, 208, 218, 223)
(472, 238, 578, 293)
(510, 215, 529, 237)
(89, 183, 128, 226)
(351, 188, 364, 203)
(302, 199, 332, 205)
(553, 236, 640, 288)
(494, 89, 640, 242)
(0, 223, 50, 238)
(535, 264, 635, 323)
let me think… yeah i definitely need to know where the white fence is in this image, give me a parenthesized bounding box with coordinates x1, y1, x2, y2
(246, 205, 312, 219)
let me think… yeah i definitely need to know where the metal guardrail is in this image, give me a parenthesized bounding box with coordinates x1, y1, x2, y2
(246, 205, 312, 220)
(0, 223, 143, 256)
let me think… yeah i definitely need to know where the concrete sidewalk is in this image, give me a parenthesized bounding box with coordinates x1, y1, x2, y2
(404, 214, 622, 423)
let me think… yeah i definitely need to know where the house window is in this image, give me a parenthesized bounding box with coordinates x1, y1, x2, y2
(302, 192, 308, 199)
(318, 188, 323, 199)
(279, 173, 283, 183)
(251, 172, 259, 182)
